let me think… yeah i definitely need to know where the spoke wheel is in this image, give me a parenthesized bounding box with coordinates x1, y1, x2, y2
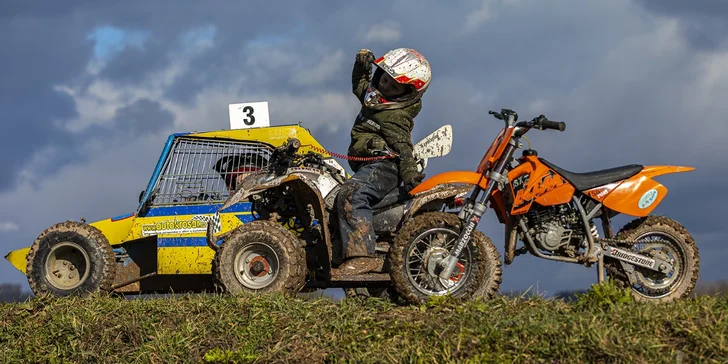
(390, 212, 502, 304)
(606, 215, 699, 303)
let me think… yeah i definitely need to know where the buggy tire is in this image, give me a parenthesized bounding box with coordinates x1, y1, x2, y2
(213, 220, 306, 296)
(606, 215, 700, 303)
(389, 212, 501, 304)
(25, 221, 116, 297)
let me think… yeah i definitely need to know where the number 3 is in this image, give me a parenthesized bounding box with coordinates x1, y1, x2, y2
(242, 106, 255, 125)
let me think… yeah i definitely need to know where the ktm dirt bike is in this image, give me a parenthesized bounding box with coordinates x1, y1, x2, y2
(395, 108, 699, 303)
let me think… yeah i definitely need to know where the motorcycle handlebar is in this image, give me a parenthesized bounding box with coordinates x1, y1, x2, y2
(540, 119, 566, 132)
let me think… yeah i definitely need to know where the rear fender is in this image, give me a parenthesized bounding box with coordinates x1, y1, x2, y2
(602, 165, 694, 217)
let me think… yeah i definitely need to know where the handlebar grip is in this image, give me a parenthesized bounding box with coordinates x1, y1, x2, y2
(488, 110, 504, 120)
(541, 120, 566, 131)
(286, 138, 301, 153)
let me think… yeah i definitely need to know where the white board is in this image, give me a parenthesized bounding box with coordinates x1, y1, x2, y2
(229, 101, 270, 129)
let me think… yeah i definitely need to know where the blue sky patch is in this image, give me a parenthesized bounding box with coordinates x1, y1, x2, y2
(86, 25, 150, 60)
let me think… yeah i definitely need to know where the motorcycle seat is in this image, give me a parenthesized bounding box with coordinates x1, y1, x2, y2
(538, 158, 643, 191)
(372, 185, 412, 210)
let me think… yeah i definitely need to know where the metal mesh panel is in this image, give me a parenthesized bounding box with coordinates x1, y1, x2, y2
(150, 137, 274, 206)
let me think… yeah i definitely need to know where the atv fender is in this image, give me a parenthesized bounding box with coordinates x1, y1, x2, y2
(208, 168, 335, 274)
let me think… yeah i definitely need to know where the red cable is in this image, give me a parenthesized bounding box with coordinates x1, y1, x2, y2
(301, 144, 395, 162)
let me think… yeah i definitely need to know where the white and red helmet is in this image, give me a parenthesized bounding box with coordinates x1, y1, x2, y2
(364, 48, 432, 110)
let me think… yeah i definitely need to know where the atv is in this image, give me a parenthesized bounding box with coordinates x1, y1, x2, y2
(205, 124, 504, 304)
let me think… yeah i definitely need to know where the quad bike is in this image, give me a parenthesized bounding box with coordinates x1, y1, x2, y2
(402, 108, 699, 303)
(206, 125, 503, 303)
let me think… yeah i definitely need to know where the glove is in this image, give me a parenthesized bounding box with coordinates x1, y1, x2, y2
(402, 170, 426, 192)
(355, 49, 375, 76)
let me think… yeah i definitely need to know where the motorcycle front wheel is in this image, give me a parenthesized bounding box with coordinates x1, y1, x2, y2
(389, 212, 502, 304)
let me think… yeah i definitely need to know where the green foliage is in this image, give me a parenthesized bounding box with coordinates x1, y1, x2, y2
(1, 289, 727, 363)
(573, 278, 634, 311)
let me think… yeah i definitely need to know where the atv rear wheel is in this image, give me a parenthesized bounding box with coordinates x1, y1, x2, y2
(606, 215, 699, 303)
(25, 221, 116, 297)
(389, 212, 501, 304)
(213, 220, 306, 296)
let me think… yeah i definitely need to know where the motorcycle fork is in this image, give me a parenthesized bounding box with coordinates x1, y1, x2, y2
(438, 142, 517, 279)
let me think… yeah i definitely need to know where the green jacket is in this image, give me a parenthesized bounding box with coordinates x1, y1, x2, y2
(347, 54, 421, 183)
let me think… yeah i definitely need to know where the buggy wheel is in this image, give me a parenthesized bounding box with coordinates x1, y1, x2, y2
(25, 221, 116, 297)
(389, 212, 501, 304)
(213, 220, 306, 296)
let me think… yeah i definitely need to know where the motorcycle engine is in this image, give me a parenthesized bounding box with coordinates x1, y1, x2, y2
(525, 204, 579, 252)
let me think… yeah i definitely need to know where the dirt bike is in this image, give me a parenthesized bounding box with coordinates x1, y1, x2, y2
(400, 108, 699, 303)
(205, 125, 502, 303)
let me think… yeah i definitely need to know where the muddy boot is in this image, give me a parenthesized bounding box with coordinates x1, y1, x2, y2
(331, 256, 384, 276)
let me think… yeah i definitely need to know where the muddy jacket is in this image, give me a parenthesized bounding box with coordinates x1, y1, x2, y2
(347, 52, 422, 183)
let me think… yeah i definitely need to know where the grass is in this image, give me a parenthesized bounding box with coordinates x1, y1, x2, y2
(1, 280, 727, 363)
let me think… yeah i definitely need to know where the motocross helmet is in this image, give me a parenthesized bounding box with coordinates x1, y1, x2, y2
(364, 48, 431, 110)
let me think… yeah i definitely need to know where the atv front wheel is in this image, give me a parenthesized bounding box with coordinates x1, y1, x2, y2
(389, 212, 502, 304)
(25, 221, 116, 297)
(606, 215, 700, 303)
(213, 220, 306, 296)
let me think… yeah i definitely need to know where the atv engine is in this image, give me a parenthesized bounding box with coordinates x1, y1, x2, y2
(524, 203, 581, 253)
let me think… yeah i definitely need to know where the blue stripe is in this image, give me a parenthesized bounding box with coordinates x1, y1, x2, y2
(155, 214, 255, 247)
(157, 237, 211, 247)
(145, 202, 252, 217)
(111, 212, 135, 221)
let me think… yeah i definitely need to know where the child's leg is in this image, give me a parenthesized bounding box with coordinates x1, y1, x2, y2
(333, 159, 399, 274)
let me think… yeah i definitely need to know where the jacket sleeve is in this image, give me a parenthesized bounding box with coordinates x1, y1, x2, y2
(352, 49, 373, 102)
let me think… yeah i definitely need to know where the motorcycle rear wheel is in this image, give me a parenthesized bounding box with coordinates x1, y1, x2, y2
(606, 215, 699, 303)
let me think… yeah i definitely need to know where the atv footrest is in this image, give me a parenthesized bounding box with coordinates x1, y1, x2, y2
(329, 273, 391, 282)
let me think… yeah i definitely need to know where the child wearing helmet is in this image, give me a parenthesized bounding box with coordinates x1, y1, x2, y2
(332, 47, 432, 276)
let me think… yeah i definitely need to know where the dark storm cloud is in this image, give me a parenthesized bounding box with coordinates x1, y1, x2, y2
(635, 0, 728, 50)
(111, 99, 175, 137)
(0, 12, 93, 191)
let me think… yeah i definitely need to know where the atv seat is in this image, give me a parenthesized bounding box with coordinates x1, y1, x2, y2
(372, 185, 412, 210)
(538, 158, 643, 191)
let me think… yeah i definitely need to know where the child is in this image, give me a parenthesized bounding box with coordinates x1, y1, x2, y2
(332, 47, 432, 276)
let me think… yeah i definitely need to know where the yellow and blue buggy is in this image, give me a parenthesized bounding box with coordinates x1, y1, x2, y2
(4, 124, 348, 296)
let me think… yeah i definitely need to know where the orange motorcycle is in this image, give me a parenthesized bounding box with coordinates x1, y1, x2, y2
(392, 108, 699, 303)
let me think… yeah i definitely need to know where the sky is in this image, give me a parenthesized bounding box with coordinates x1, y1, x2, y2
(1, 0, 728, 297)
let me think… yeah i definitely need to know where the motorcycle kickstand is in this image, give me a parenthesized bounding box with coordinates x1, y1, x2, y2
(597, 252, 605, 284)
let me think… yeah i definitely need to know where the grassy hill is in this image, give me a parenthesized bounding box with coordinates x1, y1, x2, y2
(1, 281, 727, 363)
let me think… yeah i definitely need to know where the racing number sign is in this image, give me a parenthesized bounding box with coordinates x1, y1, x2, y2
(229, 101, 271, 129)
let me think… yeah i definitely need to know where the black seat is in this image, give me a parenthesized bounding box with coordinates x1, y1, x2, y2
(538, 158, 643, 191)
(372, 185, 412, 210)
